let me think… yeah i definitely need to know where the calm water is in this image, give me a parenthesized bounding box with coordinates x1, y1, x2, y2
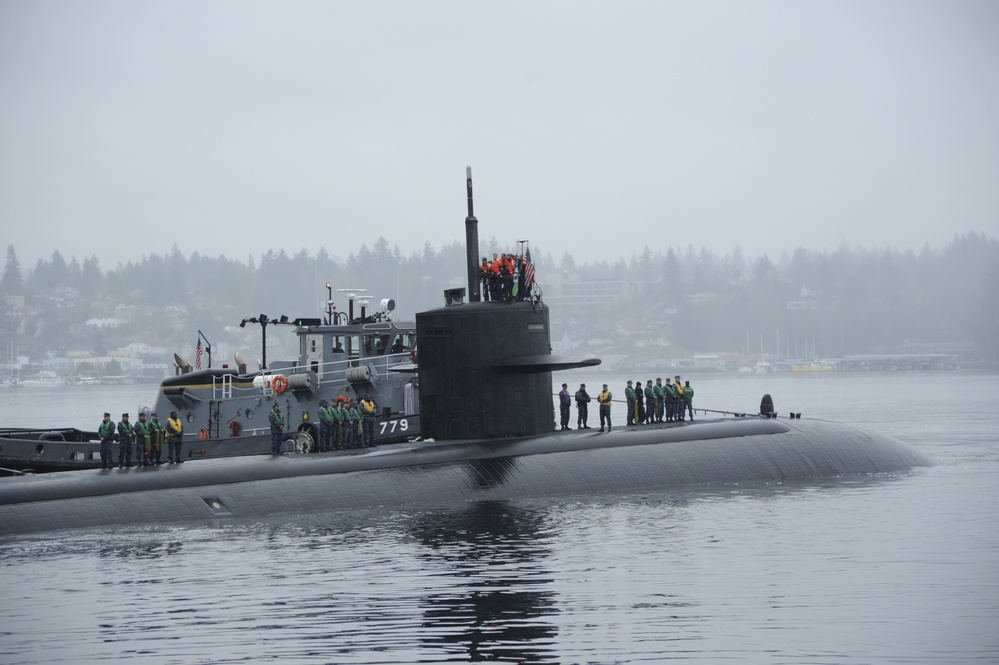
(1, 372, 997, 664)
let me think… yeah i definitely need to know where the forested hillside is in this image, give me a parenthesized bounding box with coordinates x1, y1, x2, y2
(2, 232, 997, 365)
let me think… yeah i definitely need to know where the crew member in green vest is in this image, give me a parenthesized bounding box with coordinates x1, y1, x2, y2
(269, 403, 284, 455)
(148, 411, 165, 465)
(116, 413, 133, 467)
(625, 381, 637, 426)
(663, 378, 677, 421)
(133, 411, 152, 466)
(683, 380, 695, 420)
(318, 400, 333, 452)
(644, 380, 656, 424)
(654, 378, 666, 423)
(331, 398, 345, 450)
(344, 399, 360, 448)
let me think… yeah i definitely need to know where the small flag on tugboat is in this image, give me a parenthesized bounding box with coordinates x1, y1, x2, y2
(195, 339, 204, 370)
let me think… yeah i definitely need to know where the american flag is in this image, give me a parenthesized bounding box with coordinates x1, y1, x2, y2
(523, 246, 535, 287)
(195, 339, 204, 371)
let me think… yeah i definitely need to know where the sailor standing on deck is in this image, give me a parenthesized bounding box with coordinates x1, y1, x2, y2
(655, 378, 666, 423)
(332, 398, 345, 449)
(644, 381, 656, 424)
(149, 412, 164, 464)
(598, 384, 613, 432)
(340, 400, 352, 448)
(625, 381, 637, 426)
(635, 379, 646, 424)
(269, 403, 284, 455)
(683, 380, 695, 420)
(133, 411, 151, 466)
(318, 400, 333, 452)
(674, 376, 685, 421)
(558, 383, 571, 430)
(116, 413, 133, 467)
(359, 394, 377, 447)
(479, 257, 492, 302)
(663, 378, 677, 421)
(575, 383, 591, 429)
(98, 412, 115, 469)
(166, 410, 184, 463)
(345, 399, 361, 448)
(488, 253, 501, 301)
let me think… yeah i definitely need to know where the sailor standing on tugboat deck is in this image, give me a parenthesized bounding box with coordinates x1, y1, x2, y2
(269, 403, 284, 454)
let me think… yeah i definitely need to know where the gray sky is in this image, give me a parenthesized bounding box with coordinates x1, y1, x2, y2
(2, 0, 997, 271)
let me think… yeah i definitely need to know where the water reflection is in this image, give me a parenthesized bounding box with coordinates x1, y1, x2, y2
(411, 501, 559, 663)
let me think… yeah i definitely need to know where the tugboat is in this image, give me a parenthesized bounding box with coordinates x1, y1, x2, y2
(0, 293, 421, 473)
(157, 294, 422, 455)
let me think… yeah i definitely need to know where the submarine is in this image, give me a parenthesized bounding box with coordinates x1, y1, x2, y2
(0, 169, 932, 536)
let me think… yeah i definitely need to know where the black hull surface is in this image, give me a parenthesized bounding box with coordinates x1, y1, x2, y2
(0, 417, 932, 535)
(0, 428, 102, 474)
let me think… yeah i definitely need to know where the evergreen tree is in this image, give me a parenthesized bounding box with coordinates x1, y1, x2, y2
(1, 245, 23, 294)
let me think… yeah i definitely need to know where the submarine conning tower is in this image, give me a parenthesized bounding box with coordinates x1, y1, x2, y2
(417, 300, 555, 439)
(416, 167, 597, 440)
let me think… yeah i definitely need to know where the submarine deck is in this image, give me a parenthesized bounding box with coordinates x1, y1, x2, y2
(0, 416, 931, 535)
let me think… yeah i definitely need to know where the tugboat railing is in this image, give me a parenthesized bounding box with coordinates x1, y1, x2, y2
(204, 351, 413, 399)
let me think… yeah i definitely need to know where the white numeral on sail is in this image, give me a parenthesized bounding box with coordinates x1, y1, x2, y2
(378, 418, 410, 435)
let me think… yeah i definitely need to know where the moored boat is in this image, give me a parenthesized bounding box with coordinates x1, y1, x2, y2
(790, 360, 838, 373)
(18, 370, 66, 387)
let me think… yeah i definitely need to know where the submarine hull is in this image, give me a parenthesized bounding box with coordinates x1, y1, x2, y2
(0, 417, 931, 535)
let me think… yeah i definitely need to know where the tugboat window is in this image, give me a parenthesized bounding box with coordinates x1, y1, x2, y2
(365, 334, 391, 356)
(186, 412, 196, 423)
(390, 333, 415, 354)
(245, 408, 254, 420)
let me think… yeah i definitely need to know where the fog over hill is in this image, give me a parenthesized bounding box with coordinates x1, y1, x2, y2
(2, 232, 997, 375)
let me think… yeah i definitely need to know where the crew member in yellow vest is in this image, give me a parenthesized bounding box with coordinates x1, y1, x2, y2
(673, 376, 685, 421)
(598, 384, 613, 432)
(359, 394, 377, 447)
(166, 410, 184, 463)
